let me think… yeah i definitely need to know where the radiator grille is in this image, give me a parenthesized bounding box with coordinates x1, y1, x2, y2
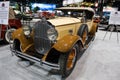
(34, 20, 52, 54)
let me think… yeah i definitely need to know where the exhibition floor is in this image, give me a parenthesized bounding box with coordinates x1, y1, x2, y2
(0, 29, 120, 80)
(66, 29, 120, 80)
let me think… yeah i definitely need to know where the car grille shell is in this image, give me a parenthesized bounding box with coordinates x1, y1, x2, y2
(34, 20, 52, 54)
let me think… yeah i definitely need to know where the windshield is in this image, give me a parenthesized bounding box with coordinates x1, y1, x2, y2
(55, 9, 94, 20)
(55, 10, 84, 18)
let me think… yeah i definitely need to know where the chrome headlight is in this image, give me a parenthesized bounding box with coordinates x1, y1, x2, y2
(23, 25, 31, 36)
(47, 28, 58, 41)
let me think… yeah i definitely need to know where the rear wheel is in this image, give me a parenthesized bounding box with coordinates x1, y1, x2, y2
(58, 44, 79, 78)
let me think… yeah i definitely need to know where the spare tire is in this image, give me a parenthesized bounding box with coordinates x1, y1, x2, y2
(77, 24, 88, 45)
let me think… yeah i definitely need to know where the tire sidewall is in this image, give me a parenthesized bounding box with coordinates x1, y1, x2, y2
(5, 28, 16, 43)
(59, 44, 79, 78)
(78, 24, 88, 45)
(78, 24, 88, 38)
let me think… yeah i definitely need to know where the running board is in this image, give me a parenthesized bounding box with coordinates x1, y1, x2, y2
(84, 36, 94, 49)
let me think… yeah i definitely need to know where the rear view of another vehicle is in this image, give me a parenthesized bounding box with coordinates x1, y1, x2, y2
(98, 11, 110, 30)
(93, 14, 100, 23)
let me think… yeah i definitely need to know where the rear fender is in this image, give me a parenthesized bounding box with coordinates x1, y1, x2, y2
(0, 25, 7, 39)
(9, 19, 22, 28)
(53, 35, 83, 53)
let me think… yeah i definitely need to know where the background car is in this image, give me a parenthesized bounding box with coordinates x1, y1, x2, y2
(11, 7, 98, 78)
(0, 7, 22, 43)
(41, 11, 55, 19)
(93, 14, 100, 23)
(98, 11, 110, 30)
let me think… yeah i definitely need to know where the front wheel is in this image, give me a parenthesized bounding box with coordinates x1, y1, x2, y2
(58, 44, 79, 78)
(4, 28, 16, 43)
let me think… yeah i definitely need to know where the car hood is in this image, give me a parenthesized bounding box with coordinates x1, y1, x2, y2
(47, 17, 81, 26)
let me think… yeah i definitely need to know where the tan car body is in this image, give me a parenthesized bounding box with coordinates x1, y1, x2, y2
(12, 7, 98, 77)
(12, 18, 97, 53)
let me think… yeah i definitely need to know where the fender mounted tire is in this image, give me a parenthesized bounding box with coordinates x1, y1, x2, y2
(78, 24, 88, 45)
(58, 44, 79, 78)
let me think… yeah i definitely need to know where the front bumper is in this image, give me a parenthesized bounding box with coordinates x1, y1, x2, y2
(11, 49, 60, 70)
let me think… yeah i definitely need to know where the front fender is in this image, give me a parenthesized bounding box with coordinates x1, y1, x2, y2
(12, 28, 34, 52)
(53, 35, 83, 53)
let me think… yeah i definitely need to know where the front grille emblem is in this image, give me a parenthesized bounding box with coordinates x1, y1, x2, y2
(34, 21, 51, 54)
(39, 48, 45, 53)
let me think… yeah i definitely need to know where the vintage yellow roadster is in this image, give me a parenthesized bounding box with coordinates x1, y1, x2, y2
(11, 7, 98, 77)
